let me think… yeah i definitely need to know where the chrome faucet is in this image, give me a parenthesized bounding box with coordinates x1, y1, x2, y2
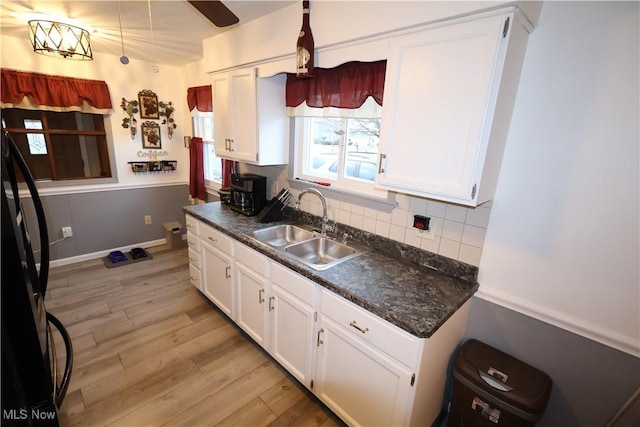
(294, 188, 328, 236)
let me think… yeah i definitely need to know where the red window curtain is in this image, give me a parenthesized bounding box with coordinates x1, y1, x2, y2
(0, 68, 112, 113)
(189, 137, 206, 201)
(187, 85, 212, 112)
(285, 60, 386, 108)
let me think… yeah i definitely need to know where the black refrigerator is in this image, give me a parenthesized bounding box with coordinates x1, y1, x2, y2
(1, 130, 73, 426)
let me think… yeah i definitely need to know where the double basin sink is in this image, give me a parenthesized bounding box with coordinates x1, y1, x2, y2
(245, 224, 366, 271)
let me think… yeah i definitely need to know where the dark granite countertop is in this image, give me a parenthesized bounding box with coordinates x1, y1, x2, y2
(183, 202, 478, 339)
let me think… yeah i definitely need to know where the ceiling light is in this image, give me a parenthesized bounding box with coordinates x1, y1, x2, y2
(28, 20, 93, 60)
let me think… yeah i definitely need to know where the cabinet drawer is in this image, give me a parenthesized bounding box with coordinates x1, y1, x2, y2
(189, 263, 201, 291)
(185, 215, 199, 235)
(200, 223, 233, 255)
(270, 263, 315, 306)
(235, 243, 269, 276)
(188, 248, 201, 269)
(320, 290, 420, 368)
(187, 231, 200, 252)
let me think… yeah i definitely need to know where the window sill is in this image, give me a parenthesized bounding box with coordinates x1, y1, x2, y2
(288, 178, 397, 213)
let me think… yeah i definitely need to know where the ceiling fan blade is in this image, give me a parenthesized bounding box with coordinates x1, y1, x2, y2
(188, 1, 239, 27)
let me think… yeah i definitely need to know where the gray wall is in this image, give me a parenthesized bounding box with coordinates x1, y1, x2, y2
(461, 297, 640, 426)
(24, 184, 189, 262)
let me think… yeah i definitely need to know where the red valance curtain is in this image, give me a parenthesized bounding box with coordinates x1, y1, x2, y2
(189, 137, 206, 201)
(187, 85, 212, 112)
(0, 68, 112, 113)
(286, 60, 386, 109)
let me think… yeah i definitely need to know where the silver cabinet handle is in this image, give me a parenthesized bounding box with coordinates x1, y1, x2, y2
(350, 320, 369, 334)
(317, 328, 324, 347)
(268, 296, 275, 312)
(258, 289, 265, 303)
(225, 266, 231, 279)
(207, 236, 217, 242)
(378, 153, 387, 174)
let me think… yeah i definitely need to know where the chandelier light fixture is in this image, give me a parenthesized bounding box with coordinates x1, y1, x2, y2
(28, 20, 93, 60)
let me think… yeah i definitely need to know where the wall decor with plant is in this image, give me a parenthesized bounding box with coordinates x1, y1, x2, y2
(120, 89, 177, 141)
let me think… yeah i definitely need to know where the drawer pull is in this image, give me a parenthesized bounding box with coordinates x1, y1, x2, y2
(186, 224, 194, 229)
(190, 276, 198, 282)
(317, 328, 324, 347)
(268, 296, 275, 312)
(225, 266, 231, 279)
(207, 236, 217, 242)
(188, 240, 196, 246)
(258, 289, 265, 304)
(349, 320, 369, 334)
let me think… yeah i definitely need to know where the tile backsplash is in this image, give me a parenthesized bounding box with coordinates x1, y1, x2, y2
(245, 164, 491, 267)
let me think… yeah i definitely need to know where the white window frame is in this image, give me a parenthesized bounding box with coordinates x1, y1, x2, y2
(292, 98, 387, 199)
(191, 110, 221, 189)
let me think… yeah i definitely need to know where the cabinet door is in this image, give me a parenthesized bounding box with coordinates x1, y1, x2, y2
(236, 263, 268, 347)
(228, 68, 258, 162)
(377, 14, 509, 205)
(211, 72, 231, 157)
(315, 316, 413, 426)
(201, 240, 233, 318)
(270, 284, 315, 388)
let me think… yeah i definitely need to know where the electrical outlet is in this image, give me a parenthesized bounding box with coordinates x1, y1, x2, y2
(144, 215, 152, 225)
(62, 227, 73, 238)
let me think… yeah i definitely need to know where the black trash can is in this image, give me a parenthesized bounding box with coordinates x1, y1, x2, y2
(448, 339, 552, 427)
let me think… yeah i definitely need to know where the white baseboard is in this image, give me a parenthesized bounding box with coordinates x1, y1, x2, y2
(48, 238, 167, 268)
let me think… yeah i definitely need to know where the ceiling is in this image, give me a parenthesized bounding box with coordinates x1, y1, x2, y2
(0, 1, 296, 66)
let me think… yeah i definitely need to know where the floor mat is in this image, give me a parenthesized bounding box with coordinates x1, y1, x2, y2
(102, 248, 153, 268)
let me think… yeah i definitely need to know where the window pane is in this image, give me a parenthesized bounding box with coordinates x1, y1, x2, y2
(204, 143, 222, 183)
(50, 134, 110, 179)
(344, 118, 380, 182)
(306, 117, 341, 179)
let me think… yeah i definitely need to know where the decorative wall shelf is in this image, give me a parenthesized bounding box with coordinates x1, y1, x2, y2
(128, 160, 177, 174)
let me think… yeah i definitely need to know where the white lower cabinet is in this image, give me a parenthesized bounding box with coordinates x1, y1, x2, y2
(185, 216, 202, 291)
(235, 243, 270, 348)
(315, 289, 417, 426)
(200, 223, 234, 318)
(185, 215, 470, 426)
(269, 263, 316, 388)
(315, 315, 414, 426)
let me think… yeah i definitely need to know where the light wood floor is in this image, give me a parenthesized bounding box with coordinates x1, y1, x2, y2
(46, 245, 345, 427)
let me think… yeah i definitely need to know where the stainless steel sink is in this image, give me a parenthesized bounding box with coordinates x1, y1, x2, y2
(246, 224, 316, 250)
(284, 237, 360, 270)
(245, 224, 366, 270)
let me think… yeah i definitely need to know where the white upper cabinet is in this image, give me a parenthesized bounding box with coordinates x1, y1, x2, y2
(211, 67, 289, 165)
(376, 11, 528, 206)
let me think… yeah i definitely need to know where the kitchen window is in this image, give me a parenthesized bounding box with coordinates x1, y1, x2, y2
(287, 61, 386, 198)
(192, 110, 221, 186)
(294, 108, 381, 195)
(1, 108, 111, 181)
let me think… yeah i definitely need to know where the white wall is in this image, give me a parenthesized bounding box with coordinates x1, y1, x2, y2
(1, 34, 190, 189)
(477, 1, 640, 357)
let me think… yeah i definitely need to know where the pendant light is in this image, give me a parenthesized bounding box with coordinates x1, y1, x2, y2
(116, 0, 129, 64)
(147, 0, 159, 73)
